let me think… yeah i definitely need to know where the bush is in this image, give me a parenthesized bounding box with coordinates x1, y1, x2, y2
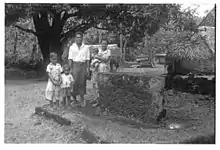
(167, 75, 215, 96)
(5, 25, 42, 69)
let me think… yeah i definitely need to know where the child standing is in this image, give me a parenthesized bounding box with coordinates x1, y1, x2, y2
(60, 64, 74, 107)
(45, 52, 63, 106)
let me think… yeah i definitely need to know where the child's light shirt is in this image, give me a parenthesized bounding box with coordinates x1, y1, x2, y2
(46, 63, 63, 76)
(61, 73, 74, 88)
(46, 63, 63, 83)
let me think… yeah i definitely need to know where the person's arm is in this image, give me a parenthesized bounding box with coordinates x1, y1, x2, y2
(48, 73, 56, 85)
(46, 64, 59, 85)
(86, 46, 91, 69)
(102, 50, 111, 63)
(70, 75, 75, 87)
(68, 45, 73, 67)
(68, 60, 72, 68)
(58, 64, 63, 73)
(46, 64, 52, 82)
(94, 55, 103, 60)
(94, 53, 107, 62)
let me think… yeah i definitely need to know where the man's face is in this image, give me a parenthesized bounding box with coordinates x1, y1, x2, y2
(75, 34, 83, 45)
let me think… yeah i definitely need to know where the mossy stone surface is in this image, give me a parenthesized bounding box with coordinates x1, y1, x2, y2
(97, 72, 166, 123)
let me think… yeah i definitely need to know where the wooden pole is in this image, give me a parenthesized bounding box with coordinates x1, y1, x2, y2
(119, 23, 124, 63)
(13, 31, 18, 64)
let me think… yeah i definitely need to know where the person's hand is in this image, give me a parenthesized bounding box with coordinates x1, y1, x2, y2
(51, 79, 58, 86)
(70, 82, 74, 88)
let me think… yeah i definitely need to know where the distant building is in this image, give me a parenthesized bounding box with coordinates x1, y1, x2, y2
(166, 6, 216, 75)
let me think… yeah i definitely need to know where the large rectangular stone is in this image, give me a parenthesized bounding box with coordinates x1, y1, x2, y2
(97, 72, 166, 123)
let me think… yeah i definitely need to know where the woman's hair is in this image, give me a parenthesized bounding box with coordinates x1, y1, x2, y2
(50, 52, 58, 59)
(75, 32, 83, 37)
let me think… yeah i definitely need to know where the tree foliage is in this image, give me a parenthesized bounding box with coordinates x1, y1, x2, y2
(5, 3, 185, 65)
(142, 5, 204, 61)
(97, 4, 175, 48)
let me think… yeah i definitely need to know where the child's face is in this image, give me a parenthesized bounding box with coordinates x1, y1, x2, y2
(50, 57, 57, 64)
(64, 68, 70, 74)
(92, 49, 98, 55)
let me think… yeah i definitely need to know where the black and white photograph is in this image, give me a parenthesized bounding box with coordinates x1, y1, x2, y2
(3, 0, 217, 145)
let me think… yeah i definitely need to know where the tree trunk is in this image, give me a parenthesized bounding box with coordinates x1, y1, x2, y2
(49, 34, 62, 60)
(13, 31, 18, 64)
(123, 39, 128, 62)
(30, 43, 37, 64)
(37, 33, 62, 71)
(148, 48, 156, 68)
(37, 35, 50, 77)
(144, 35, 155, 68)
(33, 12, 63, 76)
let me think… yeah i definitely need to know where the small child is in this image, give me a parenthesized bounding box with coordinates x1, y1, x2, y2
(90, 48, 101, 71)
(45, 52, 63, 106)
(60, 64, 74, 106)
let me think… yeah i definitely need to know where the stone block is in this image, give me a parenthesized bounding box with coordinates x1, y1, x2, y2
(97, 72, 166, 123)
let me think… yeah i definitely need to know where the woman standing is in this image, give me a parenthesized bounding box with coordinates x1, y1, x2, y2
(91, 39, 111, 107)
(68, 32, 90, 107)
(97, 39, 111, 73)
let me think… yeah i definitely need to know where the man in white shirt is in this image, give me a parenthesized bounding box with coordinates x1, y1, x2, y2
(68, 32, 90, 107)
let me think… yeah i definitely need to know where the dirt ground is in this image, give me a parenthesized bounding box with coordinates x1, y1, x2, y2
(5, 79, 87, 143)
(4, 67, 215, 143)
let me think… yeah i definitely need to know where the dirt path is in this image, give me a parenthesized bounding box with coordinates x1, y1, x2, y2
(39, 96, 215, 143)
(5, 79, 86, 143)
(5, 78, 215, 143)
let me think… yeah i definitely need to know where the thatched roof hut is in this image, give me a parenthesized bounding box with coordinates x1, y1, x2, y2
(166, 7, 215, 74)
(199, 6, 216, 27)
(167, 6, 215, 61)
(167, 33, 214, 61)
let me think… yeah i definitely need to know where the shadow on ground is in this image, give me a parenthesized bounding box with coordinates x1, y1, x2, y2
(72, 103, 160, 130)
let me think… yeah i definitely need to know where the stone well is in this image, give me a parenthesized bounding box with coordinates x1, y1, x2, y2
(97, 71, 166, 123)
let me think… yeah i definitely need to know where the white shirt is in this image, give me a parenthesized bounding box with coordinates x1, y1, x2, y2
(46, 63, 63, 74)
(68, 43, 90, 62)
(61, 74, 74, 88)
(46, 63, 63, 83)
